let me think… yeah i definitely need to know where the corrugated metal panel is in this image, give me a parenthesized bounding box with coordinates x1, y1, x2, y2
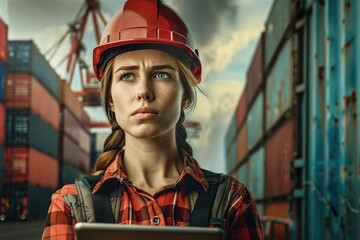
(81, 107, 91, 126)
(247, 92, 263, 150)
(237, 161, 248, 186)
(79, 127, 90, 154)
(225, 111, 237, 152)
(0, 62, 5, 102)
(246, 33, 264, 106)
(6, 74, 30, 108)
(63, 108, 80, 143)
(7, 41, 60, 101)
(28, 185, 54, 220)
(62, 162, 80, 185)
(61, 80, 82, 121)
(28, 148, 58, 189)
(0, 18, 7, 63)
(248, 147, 265, 200)
(0, 103, 4, 143)
(265, 39, 293, 130)
(62, 135, 80, 169)
(265, 118, 294, 197)
(265, 202, 290, 240)
(226, 141, 237, 174)
(264, 0, 292, 67)
(236, 93, 247, 128)
(30, 75, 60, 130)
(5, 110, 59, 158)
(4, 147, 28, 183)
(236, 123, 247, 164)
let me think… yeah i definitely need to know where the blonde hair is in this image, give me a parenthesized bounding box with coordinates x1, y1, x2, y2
(93, 56, 199, 174)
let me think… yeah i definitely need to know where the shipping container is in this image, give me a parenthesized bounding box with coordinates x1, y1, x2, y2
(62, 134, 80, 169)
(246, 33, 264, 107)
(265, 118, 294, 197)
(79, 126, 91, 154)
(236, 123, 247, 164)
(264, 0, 293, 68)
(236, 93, 247, 129)
(61, 80, 83, 121)
(28, 148, 58, 189)
(62, 162, 81, 185)
(0, 62, 5, 102)
(7, 41, 61, 101)
(236, 161, 248, 187)
(0, 144, 3, 196)
(226, 141, 237, 174)
(27, 185, 54, 220)
(225, 111, 237, 153)
(3, 147, 28, 183)
(246, 92, 263, 150)
(0, 103, 4, 142)
(6, 74, 60, 129)
(264, 202, 291, 240)
(248, 147, 265, 200)
(5, 110, 59, 158)
(63, 108, 80, 143)
(265, 39, 293, 131)
(0, 17, 7, 63)
(78, 148, 90, 173)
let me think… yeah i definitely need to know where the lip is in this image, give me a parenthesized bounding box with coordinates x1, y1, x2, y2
(131, 107, 158, 120)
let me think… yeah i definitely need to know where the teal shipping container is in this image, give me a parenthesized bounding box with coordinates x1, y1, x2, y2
(5, 109, 59, 159)
(226, 141, 237, 174)
(248, 147, 265, 200)
(265, 39, 293, 131)
(264, 0, 294, 68)
(225, 112, 238, 173)
(246, 92, 263, 150)
(0, 62, 5, 102)
(7, 41, 61, 101)
(28, 185, 54, 220)
(61, 163, 81, 186)
(237, 161, 248, 187)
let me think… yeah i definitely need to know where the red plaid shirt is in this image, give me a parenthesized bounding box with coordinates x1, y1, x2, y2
(42, 150, 263, 239)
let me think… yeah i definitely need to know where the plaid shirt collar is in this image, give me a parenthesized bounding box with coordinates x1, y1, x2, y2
(92, 149, 209, 194)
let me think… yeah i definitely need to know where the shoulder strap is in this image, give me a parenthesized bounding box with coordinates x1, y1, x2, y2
(189, 170, 223, 227)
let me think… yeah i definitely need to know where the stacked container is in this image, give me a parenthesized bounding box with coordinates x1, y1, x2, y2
(3, 40, 61, 220)
(0, 17, 7, 205)
(60, 80, 91, 185)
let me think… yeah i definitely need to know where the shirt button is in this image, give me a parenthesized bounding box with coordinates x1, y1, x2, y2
(152, 216, 160, 225)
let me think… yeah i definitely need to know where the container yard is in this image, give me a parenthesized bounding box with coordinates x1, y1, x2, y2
(0, 0, 359, 240)
(225, 0, 360, 239)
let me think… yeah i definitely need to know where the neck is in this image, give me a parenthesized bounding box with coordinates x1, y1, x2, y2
(123, 133, 184, 193)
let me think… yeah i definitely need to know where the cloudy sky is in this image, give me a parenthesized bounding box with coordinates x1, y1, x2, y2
(1, 0, 272, 173)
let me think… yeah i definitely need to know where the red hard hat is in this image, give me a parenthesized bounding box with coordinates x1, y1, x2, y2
(93, 0, 202, 83)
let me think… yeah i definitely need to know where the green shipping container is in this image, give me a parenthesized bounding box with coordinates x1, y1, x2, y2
(28, 185, 55, 220)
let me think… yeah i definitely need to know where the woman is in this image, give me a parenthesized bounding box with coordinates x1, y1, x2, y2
(42, 0, 263, 239)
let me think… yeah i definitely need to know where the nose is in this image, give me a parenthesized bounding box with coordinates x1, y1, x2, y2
(136, 78, 154, 101)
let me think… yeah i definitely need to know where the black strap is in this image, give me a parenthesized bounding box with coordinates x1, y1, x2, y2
(92, 192, 115, 223)
(189, 172, 222, 227)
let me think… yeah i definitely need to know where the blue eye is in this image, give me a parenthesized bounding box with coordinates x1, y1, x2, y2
(154, 72, 170, 79)
(120, 73, 134, 81)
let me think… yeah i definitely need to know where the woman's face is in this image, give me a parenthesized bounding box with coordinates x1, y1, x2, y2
(110, 49, 185, 140)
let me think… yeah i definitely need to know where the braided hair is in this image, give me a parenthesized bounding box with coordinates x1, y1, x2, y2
(93, 56, 199, 175)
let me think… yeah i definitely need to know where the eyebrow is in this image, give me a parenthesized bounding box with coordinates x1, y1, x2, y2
(114, 64, 176, 73)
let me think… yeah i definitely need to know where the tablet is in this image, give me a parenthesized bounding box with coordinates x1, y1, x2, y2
(74, 222, 225, 240)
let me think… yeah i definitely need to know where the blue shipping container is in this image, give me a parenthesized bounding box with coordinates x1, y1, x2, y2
(265, 39, 293, 130)
(0, 62, 5, 102)
(62, 163, 81, 185)
(247, 92, 264, 150)
(7, 41, 61, 101)
(248, 147, 265, 200)
(237, 161, 248, 187)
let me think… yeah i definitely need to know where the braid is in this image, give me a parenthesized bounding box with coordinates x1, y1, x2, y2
(176, 109, 193, 156)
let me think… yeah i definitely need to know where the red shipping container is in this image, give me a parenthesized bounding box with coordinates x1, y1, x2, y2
(79, 149, 90, 174)
(28, 148, 58, 189)
(80, 107, 91, 128)
(265, 202, 290, 239)
(79, 127, 91, 154)
(61, 80, 83, 121)
(265, 118, 294, 197)
(246, 33, 264, 107)
(0, 103, 5, 142)
(6, 74, 60, 129)
(4, 147, 28, 183)
(0, 18, 7, 63)
(236, 123, 247, 164)
(63, 108, 80, 143)
(236, 93, 247, 129)
(62, 134, 80, 168)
